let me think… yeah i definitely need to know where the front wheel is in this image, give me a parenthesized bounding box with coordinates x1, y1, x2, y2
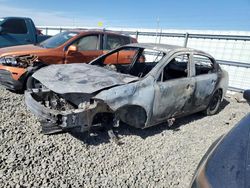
(204, 90, 222, 115)
(26, 75, 41, 90)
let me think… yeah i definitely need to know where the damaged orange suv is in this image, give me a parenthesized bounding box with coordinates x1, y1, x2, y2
(0, 30, 137, 91)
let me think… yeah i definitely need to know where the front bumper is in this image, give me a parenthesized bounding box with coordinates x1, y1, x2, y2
(0, 69, 23, 90)
(25, 89, 100, 132)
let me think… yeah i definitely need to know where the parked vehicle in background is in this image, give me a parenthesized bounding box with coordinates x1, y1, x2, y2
(0, 30, 137, 91)
(190, 90, 250, 188)
(25, 43, 228, 135)
(0, 17, 50, 48)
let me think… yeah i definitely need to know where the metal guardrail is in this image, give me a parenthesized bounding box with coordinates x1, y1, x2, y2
(217, 60, 250, 68)
(38, 26, 250, 41)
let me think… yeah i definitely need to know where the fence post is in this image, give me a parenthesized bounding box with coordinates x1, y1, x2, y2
(158, 28, 162, 44)
(184, 32, 189, 47)
(136, 31, 139, 40)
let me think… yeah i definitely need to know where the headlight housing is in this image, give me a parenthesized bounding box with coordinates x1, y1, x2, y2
(0, 56, 18, 66)
(0, 55, 38, 68)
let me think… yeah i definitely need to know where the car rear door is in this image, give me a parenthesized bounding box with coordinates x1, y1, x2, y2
(65, 34, 103, 63)
(192, 53, 218, 109)
(0, 18, 33, 48)
(152, 53, 196, 123)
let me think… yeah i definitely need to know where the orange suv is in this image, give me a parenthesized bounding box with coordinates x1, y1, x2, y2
(0, 30, 137, 91)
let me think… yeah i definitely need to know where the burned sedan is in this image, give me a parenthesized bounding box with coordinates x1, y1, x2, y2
(25, 43, 228, 134)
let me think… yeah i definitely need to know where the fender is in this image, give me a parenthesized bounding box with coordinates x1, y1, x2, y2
(18, 61, 47, 89)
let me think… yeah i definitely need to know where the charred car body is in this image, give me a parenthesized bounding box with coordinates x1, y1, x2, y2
(25, 43, 229, 134)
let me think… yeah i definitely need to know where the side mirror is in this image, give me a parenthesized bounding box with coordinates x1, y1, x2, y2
(67, 45, 78, 53)
(243, 90, 250, 103)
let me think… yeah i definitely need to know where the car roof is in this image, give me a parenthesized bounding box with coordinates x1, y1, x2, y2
(124, 43, 213, 57)
(2, 17, 31, 19)
(67, 29, 134, 39)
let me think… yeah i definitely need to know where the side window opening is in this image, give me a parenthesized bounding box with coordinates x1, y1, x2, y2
(74, 35, 99, 51)
(193, 54, 214, 75)
(2, 18, 28, 34)
(106, 35, 130, 50)
(159, 54, 189, 82)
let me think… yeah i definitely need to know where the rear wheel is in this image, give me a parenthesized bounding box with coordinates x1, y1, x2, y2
(204, 90, 222, 115)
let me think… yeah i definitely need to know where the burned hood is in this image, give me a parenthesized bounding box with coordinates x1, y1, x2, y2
(32, 63, 139, 94)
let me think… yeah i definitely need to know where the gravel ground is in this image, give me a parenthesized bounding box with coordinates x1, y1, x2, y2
(0, 86, 249, 188)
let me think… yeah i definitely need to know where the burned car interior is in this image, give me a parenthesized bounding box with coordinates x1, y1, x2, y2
(92, 47, 166, 78)
(193, 54, 215, 75)
(92, 46, 215, 81)
(161, 55, 189, 81)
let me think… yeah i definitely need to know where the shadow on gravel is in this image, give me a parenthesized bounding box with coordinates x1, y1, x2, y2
(70, 128, 111, 146)
(70, 99, 230, 146)
(119, 112, 205, 139)
(7, 89, 24, 95)
(69, 113, 204, 146)
(220, 99, 230, 111)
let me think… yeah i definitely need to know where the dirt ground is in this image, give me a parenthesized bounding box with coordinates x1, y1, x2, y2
(0, 86, 249, 187)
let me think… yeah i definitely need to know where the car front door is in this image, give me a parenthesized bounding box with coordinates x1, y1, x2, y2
(152, 53, 196, 123)
(192, 54, 218, 109)
(65, 34, 103, 63)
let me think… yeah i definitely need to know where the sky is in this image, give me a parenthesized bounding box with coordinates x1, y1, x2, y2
(0, 0, 250, 30)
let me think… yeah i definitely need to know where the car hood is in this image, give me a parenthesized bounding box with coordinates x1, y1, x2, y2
(32, 63, 139, 94)
(0, 44, 45, 57)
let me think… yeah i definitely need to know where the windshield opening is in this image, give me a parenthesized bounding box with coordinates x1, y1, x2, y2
(92, 47, 166, 78)
(40, 31, 79, 48)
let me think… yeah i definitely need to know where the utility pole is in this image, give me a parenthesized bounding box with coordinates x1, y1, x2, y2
(155, 17, 160, 44)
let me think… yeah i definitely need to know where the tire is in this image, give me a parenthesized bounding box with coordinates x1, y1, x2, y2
(204, 90, 222, 116)
(243, 90, 250, 102)
(26, 75, 41, 90)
